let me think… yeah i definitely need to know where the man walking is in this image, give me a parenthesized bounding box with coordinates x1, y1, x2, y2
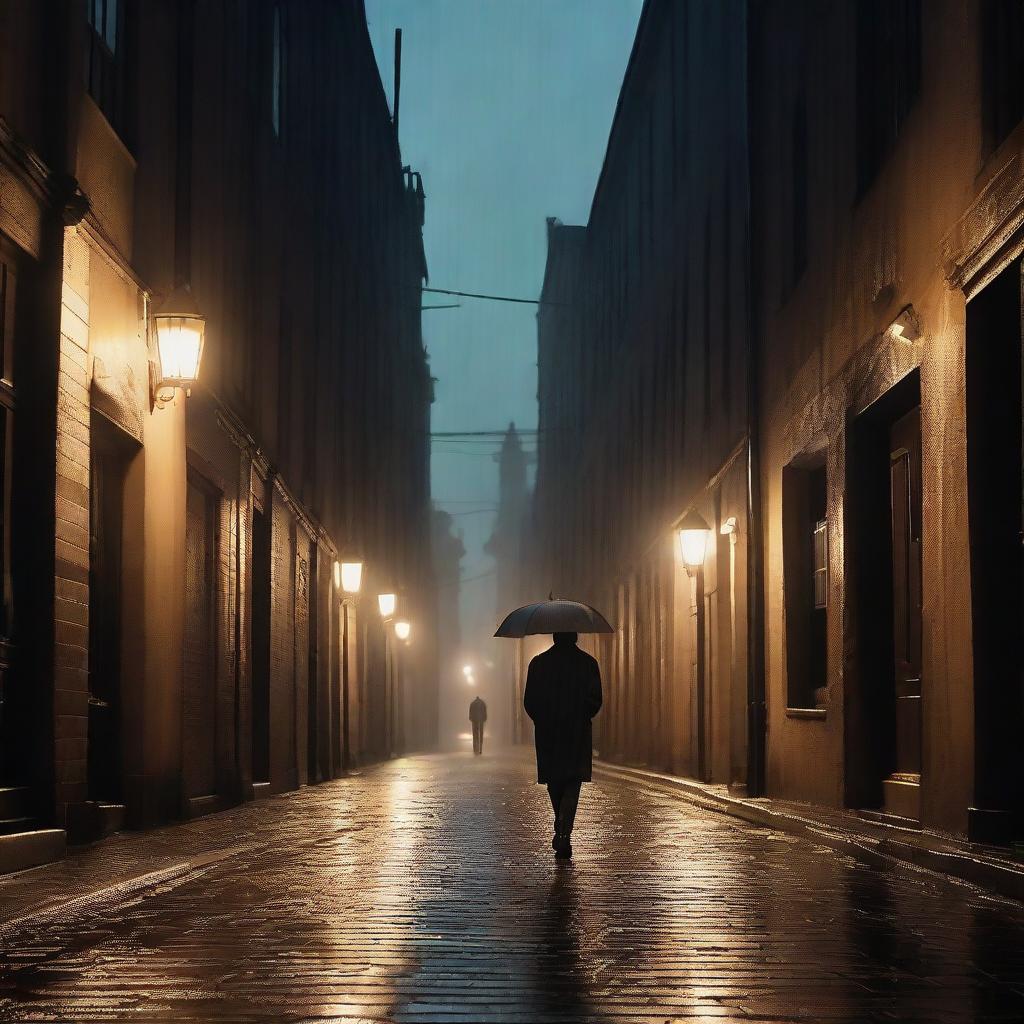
(523, 631, 603, 860)
(469, 695, 488, 755)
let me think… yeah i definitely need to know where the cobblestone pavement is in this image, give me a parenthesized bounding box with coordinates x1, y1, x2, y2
(2, 752, 1024, 1023)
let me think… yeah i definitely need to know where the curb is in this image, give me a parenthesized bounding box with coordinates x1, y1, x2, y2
(594, 761, 1024, 904)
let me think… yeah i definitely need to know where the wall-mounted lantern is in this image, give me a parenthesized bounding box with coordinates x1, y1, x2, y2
(889, 304, 921, 343)
(378, 592, 397, 618)
(394, 620, 411, 641)
(677, 510, 712, 574)
(151, 284, 206, 406)
(338, 560, 363, 594)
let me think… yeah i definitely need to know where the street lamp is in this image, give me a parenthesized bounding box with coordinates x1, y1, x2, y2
(677, 508, 713, 782)
(378, 592, 396, 618)
(394, 620, 411, 641)
(151, 284, 206, 405)
(339, 560, 363, 594)
(677, 510, 712, 574)
(462, 664, 473, 678)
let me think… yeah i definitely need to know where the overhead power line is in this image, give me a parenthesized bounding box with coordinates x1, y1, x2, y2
(436, 567, 498, 588)
(423, 286, 556, 307)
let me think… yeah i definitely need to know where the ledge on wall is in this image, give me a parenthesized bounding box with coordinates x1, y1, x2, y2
(785, 707, 827, 720)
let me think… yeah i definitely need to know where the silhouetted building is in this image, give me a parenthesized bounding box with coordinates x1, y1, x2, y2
(431, 507, 464, 747)
(486, 423, 530, 742)
(0, 0, 432, 872)
(530, 0, 755, 789)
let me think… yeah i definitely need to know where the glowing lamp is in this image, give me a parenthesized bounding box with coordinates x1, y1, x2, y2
(677, 510, 712, 570)
(340, 561, 363, 594)
(394, 620, 411, 641)
(151, 284, 205, 403)
(378, 593, 396, 618)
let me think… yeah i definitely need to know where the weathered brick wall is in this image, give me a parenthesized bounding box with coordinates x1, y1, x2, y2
(53, 229, 91, 829)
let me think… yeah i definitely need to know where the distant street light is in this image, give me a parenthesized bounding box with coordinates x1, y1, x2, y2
(394, 620, 411, 641)
(677, 510, 712, 573)
(378, 593, 397, 618)
(462, 664, 473, 677)
(151, 284, 206, 404)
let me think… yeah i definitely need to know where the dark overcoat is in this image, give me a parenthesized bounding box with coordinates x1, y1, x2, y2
(523, 641, 603, 784)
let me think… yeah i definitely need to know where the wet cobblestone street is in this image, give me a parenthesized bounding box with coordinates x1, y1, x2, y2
(2, 752, 1024, 1023)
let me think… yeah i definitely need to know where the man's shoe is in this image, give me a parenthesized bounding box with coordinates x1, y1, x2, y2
(554, 832, 572, 859)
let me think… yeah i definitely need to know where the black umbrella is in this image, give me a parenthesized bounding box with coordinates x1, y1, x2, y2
(494, 599, 614, 638)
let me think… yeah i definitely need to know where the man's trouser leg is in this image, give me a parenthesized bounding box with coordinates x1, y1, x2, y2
(546, 780, 581, 838)
(472, 722, 482, 754)
(555, 781, 581, 838)
(547, 782, 563, 818)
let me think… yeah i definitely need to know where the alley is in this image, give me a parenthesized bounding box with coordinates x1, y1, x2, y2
(0, 753, 1022, 1023)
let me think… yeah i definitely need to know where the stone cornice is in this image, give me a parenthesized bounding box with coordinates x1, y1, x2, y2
(942, 143, 1024, 299)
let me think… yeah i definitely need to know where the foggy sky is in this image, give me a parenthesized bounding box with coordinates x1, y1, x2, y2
(365, 0, 642, 661)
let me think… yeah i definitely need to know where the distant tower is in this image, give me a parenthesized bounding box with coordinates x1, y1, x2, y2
(485, 423, 529, 620)
(485, 424, 530, 742)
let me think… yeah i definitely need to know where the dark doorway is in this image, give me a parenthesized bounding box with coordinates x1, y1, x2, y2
(887, 406, 923, 813)
(845, 370, 922, 819)
(183, 473, 217, 800)
(966, 257, 1023, 842)
(87, 414, 134, 803)
(250, 501, 271, 785)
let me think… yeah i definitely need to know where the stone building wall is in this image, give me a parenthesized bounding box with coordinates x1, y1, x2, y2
(0, 0, 433, 868)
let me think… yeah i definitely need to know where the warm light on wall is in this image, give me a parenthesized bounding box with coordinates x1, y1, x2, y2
(394, 620, 411, 641)
(378, 593, 396, 618)
(340, 561, 363, 594)
(677, 510, 712, 570)
(151, 284, 205, 404)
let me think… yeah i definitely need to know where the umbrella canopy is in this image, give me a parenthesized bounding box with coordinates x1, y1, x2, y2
(494, 600, 614, 638)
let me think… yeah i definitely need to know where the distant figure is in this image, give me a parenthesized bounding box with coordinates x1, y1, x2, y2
(469, 696, 488, 755)
(523, 632, 603, 860)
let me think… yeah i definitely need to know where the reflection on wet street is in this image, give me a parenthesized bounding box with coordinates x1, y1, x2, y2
(1, 752, 1024, 1022)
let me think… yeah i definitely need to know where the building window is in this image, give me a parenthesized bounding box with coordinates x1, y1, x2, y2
(783, 457, 828, 708)
(271, 5, 284, 138)
(982, 0, 1024, 151)
(856, 0, 921, 196)
(86, 0, 126, 135)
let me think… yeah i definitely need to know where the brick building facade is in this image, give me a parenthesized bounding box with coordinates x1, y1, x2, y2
(0, 0, 434, 872)
(531, 0, 1024, 841)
